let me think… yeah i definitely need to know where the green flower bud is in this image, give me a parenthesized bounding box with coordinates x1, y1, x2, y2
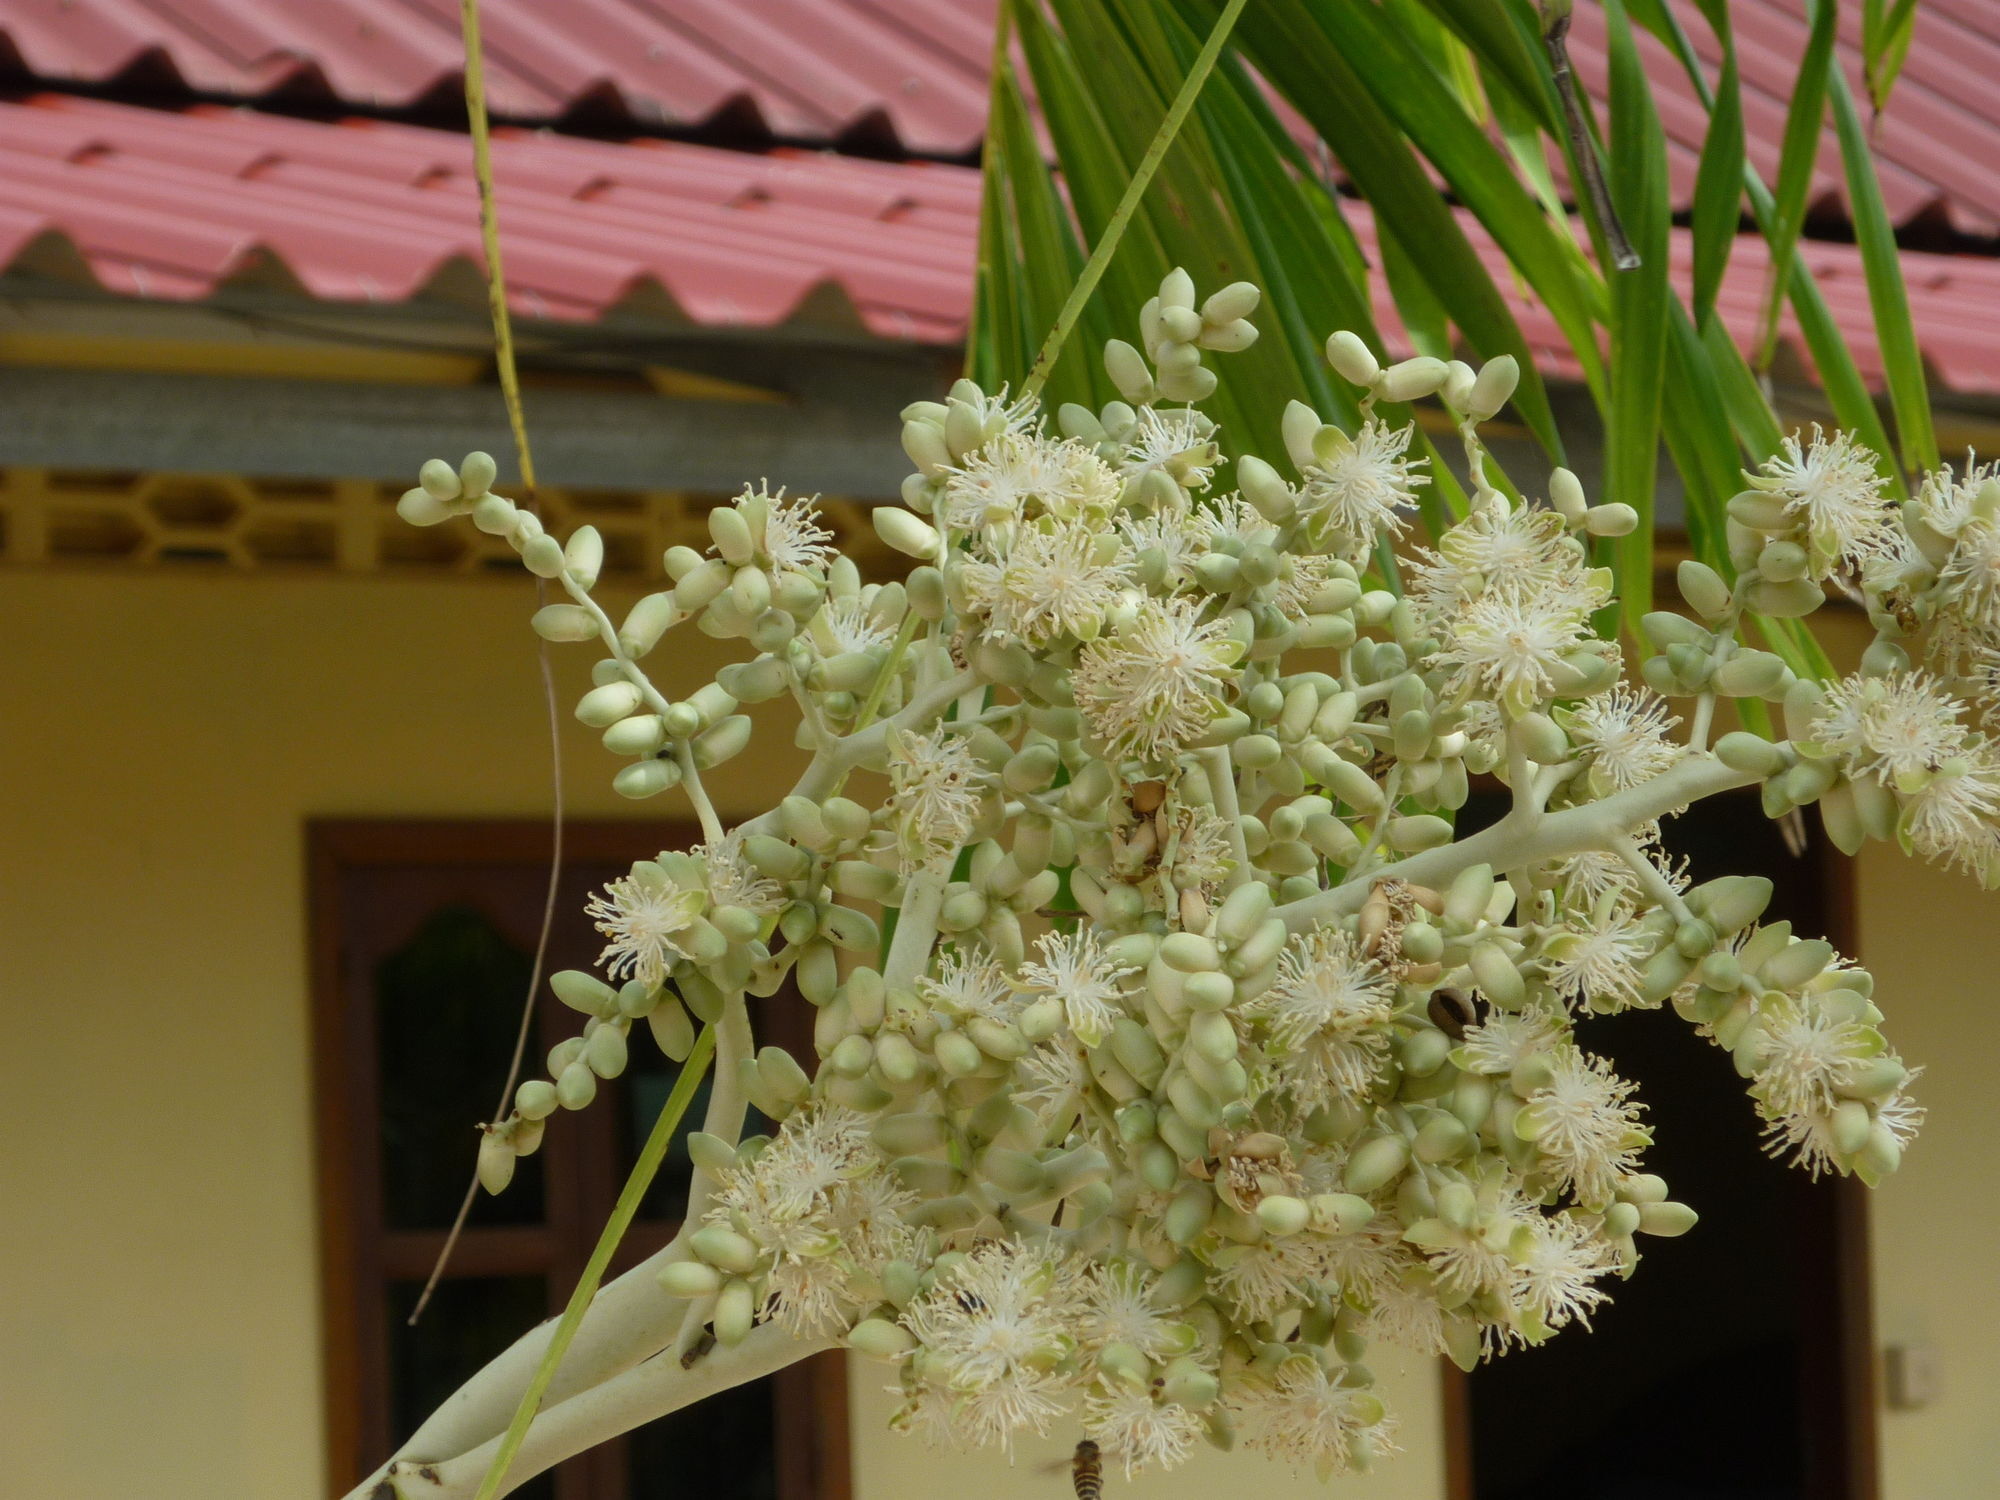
(713, 1278, 756, 1347)
(828, 1034, 874, 1078)
(874, 507, 939, 559)
(658, 1259, 721, 1299)
(1377, 355, 1449, 403)
(584, 1022, 628, 1079)
(1470, 940, 1525, 1009)
(551, 970, 616, 1016)
(1715, 731, 1787, 777)
(1465, 355, 1519, 421)
(1342, 1134, 1409, 1195)
(1165, 1181, 1216, 1245)
(1636, 1201, 1698, 1237)
(1677, 559, 1733, 619)
(456, 450, 498, 498)
(396, 486, 455, 527)
(531, 603, 598, 642)
(931, 1029, 983, 1078)
(476, 1129, 516, 1195)
(514, 1078, 558, 1121)
(521, 533, 567, 578)
(556, 1059, 598, 1111)
(564, 524, 604, 589)
(848, 1319, 916, 1361)
(1256, 1194, 1311, 1237)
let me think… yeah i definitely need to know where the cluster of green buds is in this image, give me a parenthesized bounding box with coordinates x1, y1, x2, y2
(390, 267, 1960, 1480)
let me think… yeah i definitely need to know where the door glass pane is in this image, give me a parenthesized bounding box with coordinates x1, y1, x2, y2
(376, 905, 546, 1229)
(626, 1378, 778, 1500)
(386, 1276, 556, 1500)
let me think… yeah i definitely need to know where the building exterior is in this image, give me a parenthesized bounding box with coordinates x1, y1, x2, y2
(3, 4, 2000, 1498)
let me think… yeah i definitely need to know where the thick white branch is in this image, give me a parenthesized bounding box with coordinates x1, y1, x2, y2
(1274, 754, 1757, 932)
(376, 1323, 833, 1500)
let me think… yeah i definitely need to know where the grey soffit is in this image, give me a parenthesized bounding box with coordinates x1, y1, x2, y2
(0, 366, 925, 496)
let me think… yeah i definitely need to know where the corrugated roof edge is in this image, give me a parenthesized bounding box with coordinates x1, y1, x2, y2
(0, 26, 986, 159)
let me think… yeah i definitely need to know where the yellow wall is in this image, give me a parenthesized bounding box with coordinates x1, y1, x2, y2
(1858, 855, 2000, 1495)
(3, 569, 1990, 1499)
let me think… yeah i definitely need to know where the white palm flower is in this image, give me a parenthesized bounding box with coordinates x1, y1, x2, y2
(1234, 1358, 1399, 1477)
(1163, 803, 1238, 894)
(941, 431, 1119, 534)
(1411, 502, 1580, 626)
(1456, 1008, 1568, 1077)
(1901, 745, 2000, 876)
(1748, 426, 1898, 578)
(1297, 416, 1428, 562)
(1436, 585, 1594, 715)
(1558, 685, 1684, 796)
(1196, 493, 1278, 550)
(1746, 992, 1877, 1121)
(1362, 1267, 1452, 1355)
(1912, 455, 1999, 537)
(1551, 827, 1686, 915)
(810, 594, 895, 656)
(1517, 1049, 1648, 1207)
(1017, 928, 1135, 1047)
(584, 860, 706, 986)
(888, 723, 990, 874)
(1925, 460, 2000, 661)
(1248, 928, 1396, 1096)
(1213, 1234, 1325, 1323)
(1072, 595, 1242, 763)
(1508, 1212, 1615, 1337)
(1809, 671, 1976, 790)
(1082, 1386, 1204, 1476)
(714, 1105, 875, 1225)
(917, 948, 1019, 1022)
(899, 1242, 1087, 1450)
(958, 514, 1133, 647)
(729, 482, 834, 573)
(1014, 1037, 1090, 1128)
(1119, 507, 1207, 586)
(700, 831, 784, 916)
(1540, 906, 1657, 1014)
(1081, 1261, 1193, 1362)
(1121, 406, 1220, 492)
(709, 1106, 917, 1335)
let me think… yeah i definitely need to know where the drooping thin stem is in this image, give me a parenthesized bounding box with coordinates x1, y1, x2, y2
(413, 0, 562, 1323)
(408, 644, 565, 1327)
(460, 0, 535, 494)
(1541, 4, 1641, 272)
(473, 1023, 720, 1500)
(1017, 0, 1251, 402)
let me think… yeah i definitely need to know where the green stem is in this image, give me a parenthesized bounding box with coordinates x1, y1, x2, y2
(1016, 0, 1251, 402)
(474, 1023, 719, 1500)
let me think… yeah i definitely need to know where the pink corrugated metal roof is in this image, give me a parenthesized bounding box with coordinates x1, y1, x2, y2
(2, 93, 1998, 394)
(0, 94, 978, 339)
(0, 0, 994, 155)
(1562, 0, 2000, 237)
(4, 0, 1998, 233)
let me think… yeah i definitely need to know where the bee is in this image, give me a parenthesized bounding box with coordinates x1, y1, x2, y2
(1070, 1439, 1103, 1500)
(1034, 1440, 1109, 1495)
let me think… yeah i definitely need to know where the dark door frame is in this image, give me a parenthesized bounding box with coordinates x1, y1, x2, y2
(306, 818, 851, 1500)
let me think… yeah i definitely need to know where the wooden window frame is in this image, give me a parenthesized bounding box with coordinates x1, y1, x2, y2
(307, 818, 851, 1500)
(1438, 811, 1879, 1500)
